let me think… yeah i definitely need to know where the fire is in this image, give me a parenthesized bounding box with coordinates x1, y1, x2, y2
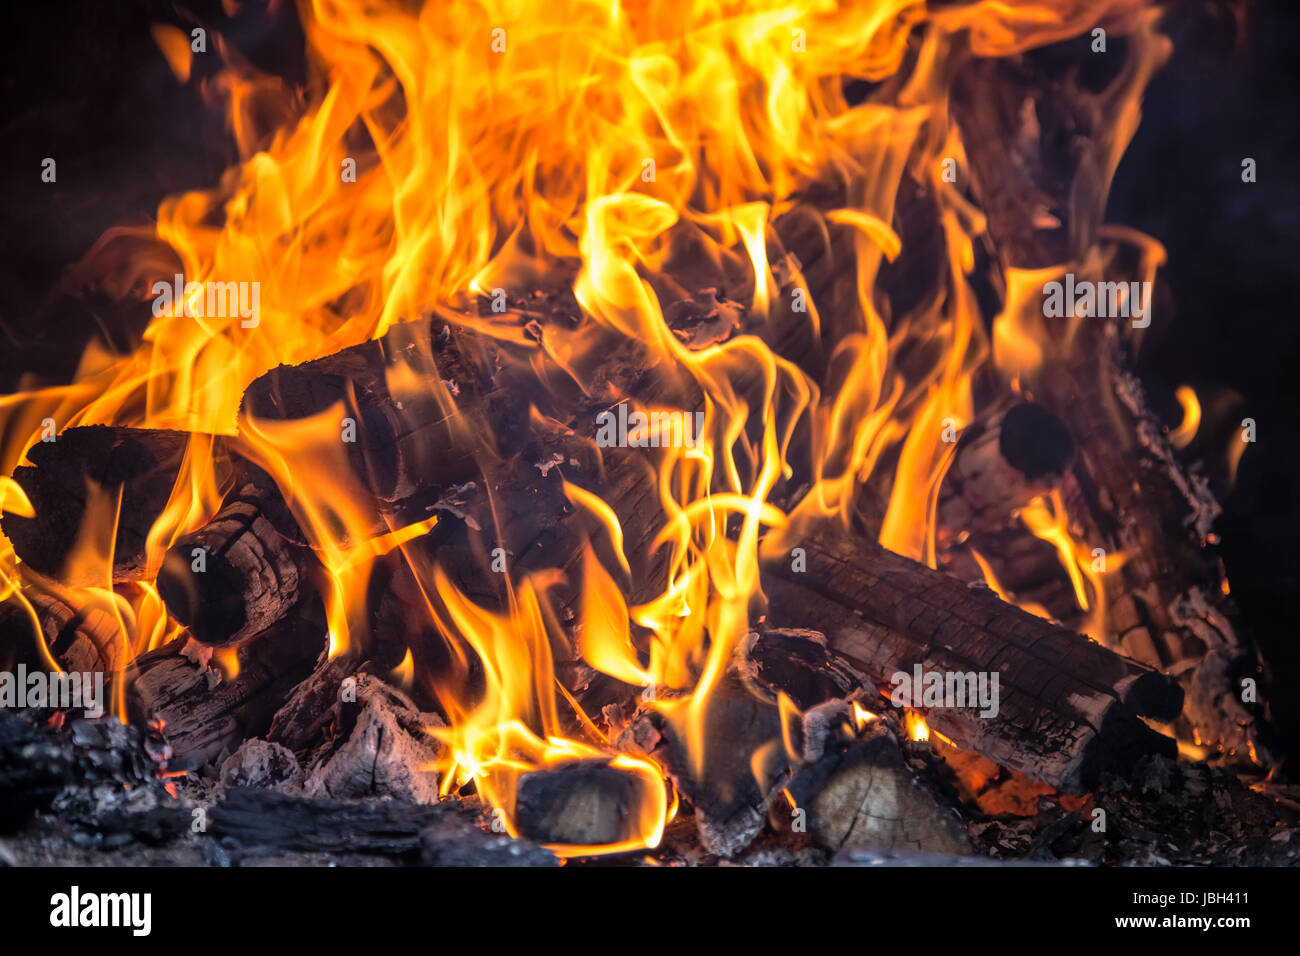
(905, 711, 929, 743)
(0, 0, 1179, 854)
(1170, 385, 1201, 449)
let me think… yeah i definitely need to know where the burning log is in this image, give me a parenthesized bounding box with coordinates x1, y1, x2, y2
(1, 426, 232, 584)
(239, 319, 506, 528)
(786, 721, 972, 856)
(618, 675, 790, 858)
(937, 401, 1075, 537)
(267, 653, 360, 752)
(3, 570, 125, 675)
(155, 463, 319, 647)
(764, 526, 1183, 793)
(514, 760, 657, 848)
(615, 628, 869, 857)
(303, 675, 444, 804)
(124, 615, 326, 768)
(951, 40, 1261, 760)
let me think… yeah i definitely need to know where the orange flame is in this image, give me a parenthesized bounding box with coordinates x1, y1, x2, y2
(0, 0, 1181, 851)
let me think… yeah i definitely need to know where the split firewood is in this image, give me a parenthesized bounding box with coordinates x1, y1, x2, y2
(155, 462, 320, 647)
(514, 759, 659, 848)
(786, 720, 973, 856)
(615, 628, 871, 857)
(1, 425, 233, 584)
(617, 674, 790, 858)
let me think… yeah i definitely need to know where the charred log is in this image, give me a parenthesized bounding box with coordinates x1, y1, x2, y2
(765, 526, 1182, 793)
(156, 463, 319, 647)
(124, 615, 326, 768)
(1, 426, 232, 584)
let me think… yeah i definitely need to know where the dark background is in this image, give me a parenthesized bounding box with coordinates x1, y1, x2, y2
(0, 1, 1296, 765)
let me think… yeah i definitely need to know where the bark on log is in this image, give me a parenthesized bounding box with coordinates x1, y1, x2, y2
(123, 616, 325, 768)
(1, 426, 232, 584)
(951, 36, 1261, 761)
(764, 525, 1182, 793)
(156, 463, 318, 647)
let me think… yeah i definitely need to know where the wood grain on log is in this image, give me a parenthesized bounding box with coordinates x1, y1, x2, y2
(124, 617, 325, 768)
(787, 723, 973, 856)
(938, 401, 1074, 537)
(765, 525, 1182, 793)
(156, 463, 318, 647)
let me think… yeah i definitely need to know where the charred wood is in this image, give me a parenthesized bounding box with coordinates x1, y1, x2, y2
(765, 526, 1182, 793)
(124, 615, 325, 768)
(156, 462, 319, 647)
(1, 426, 232, 584)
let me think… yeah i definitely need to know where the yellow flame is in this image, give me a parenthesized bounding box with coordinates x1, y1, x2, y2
(1170, 385, 1200, 449)
(0, 0, 1181, 852)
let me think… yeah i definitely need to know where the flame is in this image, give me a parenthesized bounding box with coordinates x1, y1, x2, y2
(852, 701, 878, 730)
(905, 711, 929, 743)
(1170, 385, 1200, 449)
(1018, 490, 1124, 641)
(0, 0, 1186, 852)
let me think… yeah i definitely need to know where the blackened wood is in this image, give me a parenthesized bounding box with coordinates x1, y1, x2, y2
(267, 653, 358, 752)
(618, 674, 789, 858)
(765, 526, 1182, 793)
(124, 616, 325, 768)
(210, 787, 558, 865)
(7, 570, 124, 674)
(951, 39, 1257, 760)
(938, 401, 1074, 536)
(1, 425, 232, 583)
(156, 463, 318, 646)
(240, 320, 507, 529)
(0, 711, 165, 832)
